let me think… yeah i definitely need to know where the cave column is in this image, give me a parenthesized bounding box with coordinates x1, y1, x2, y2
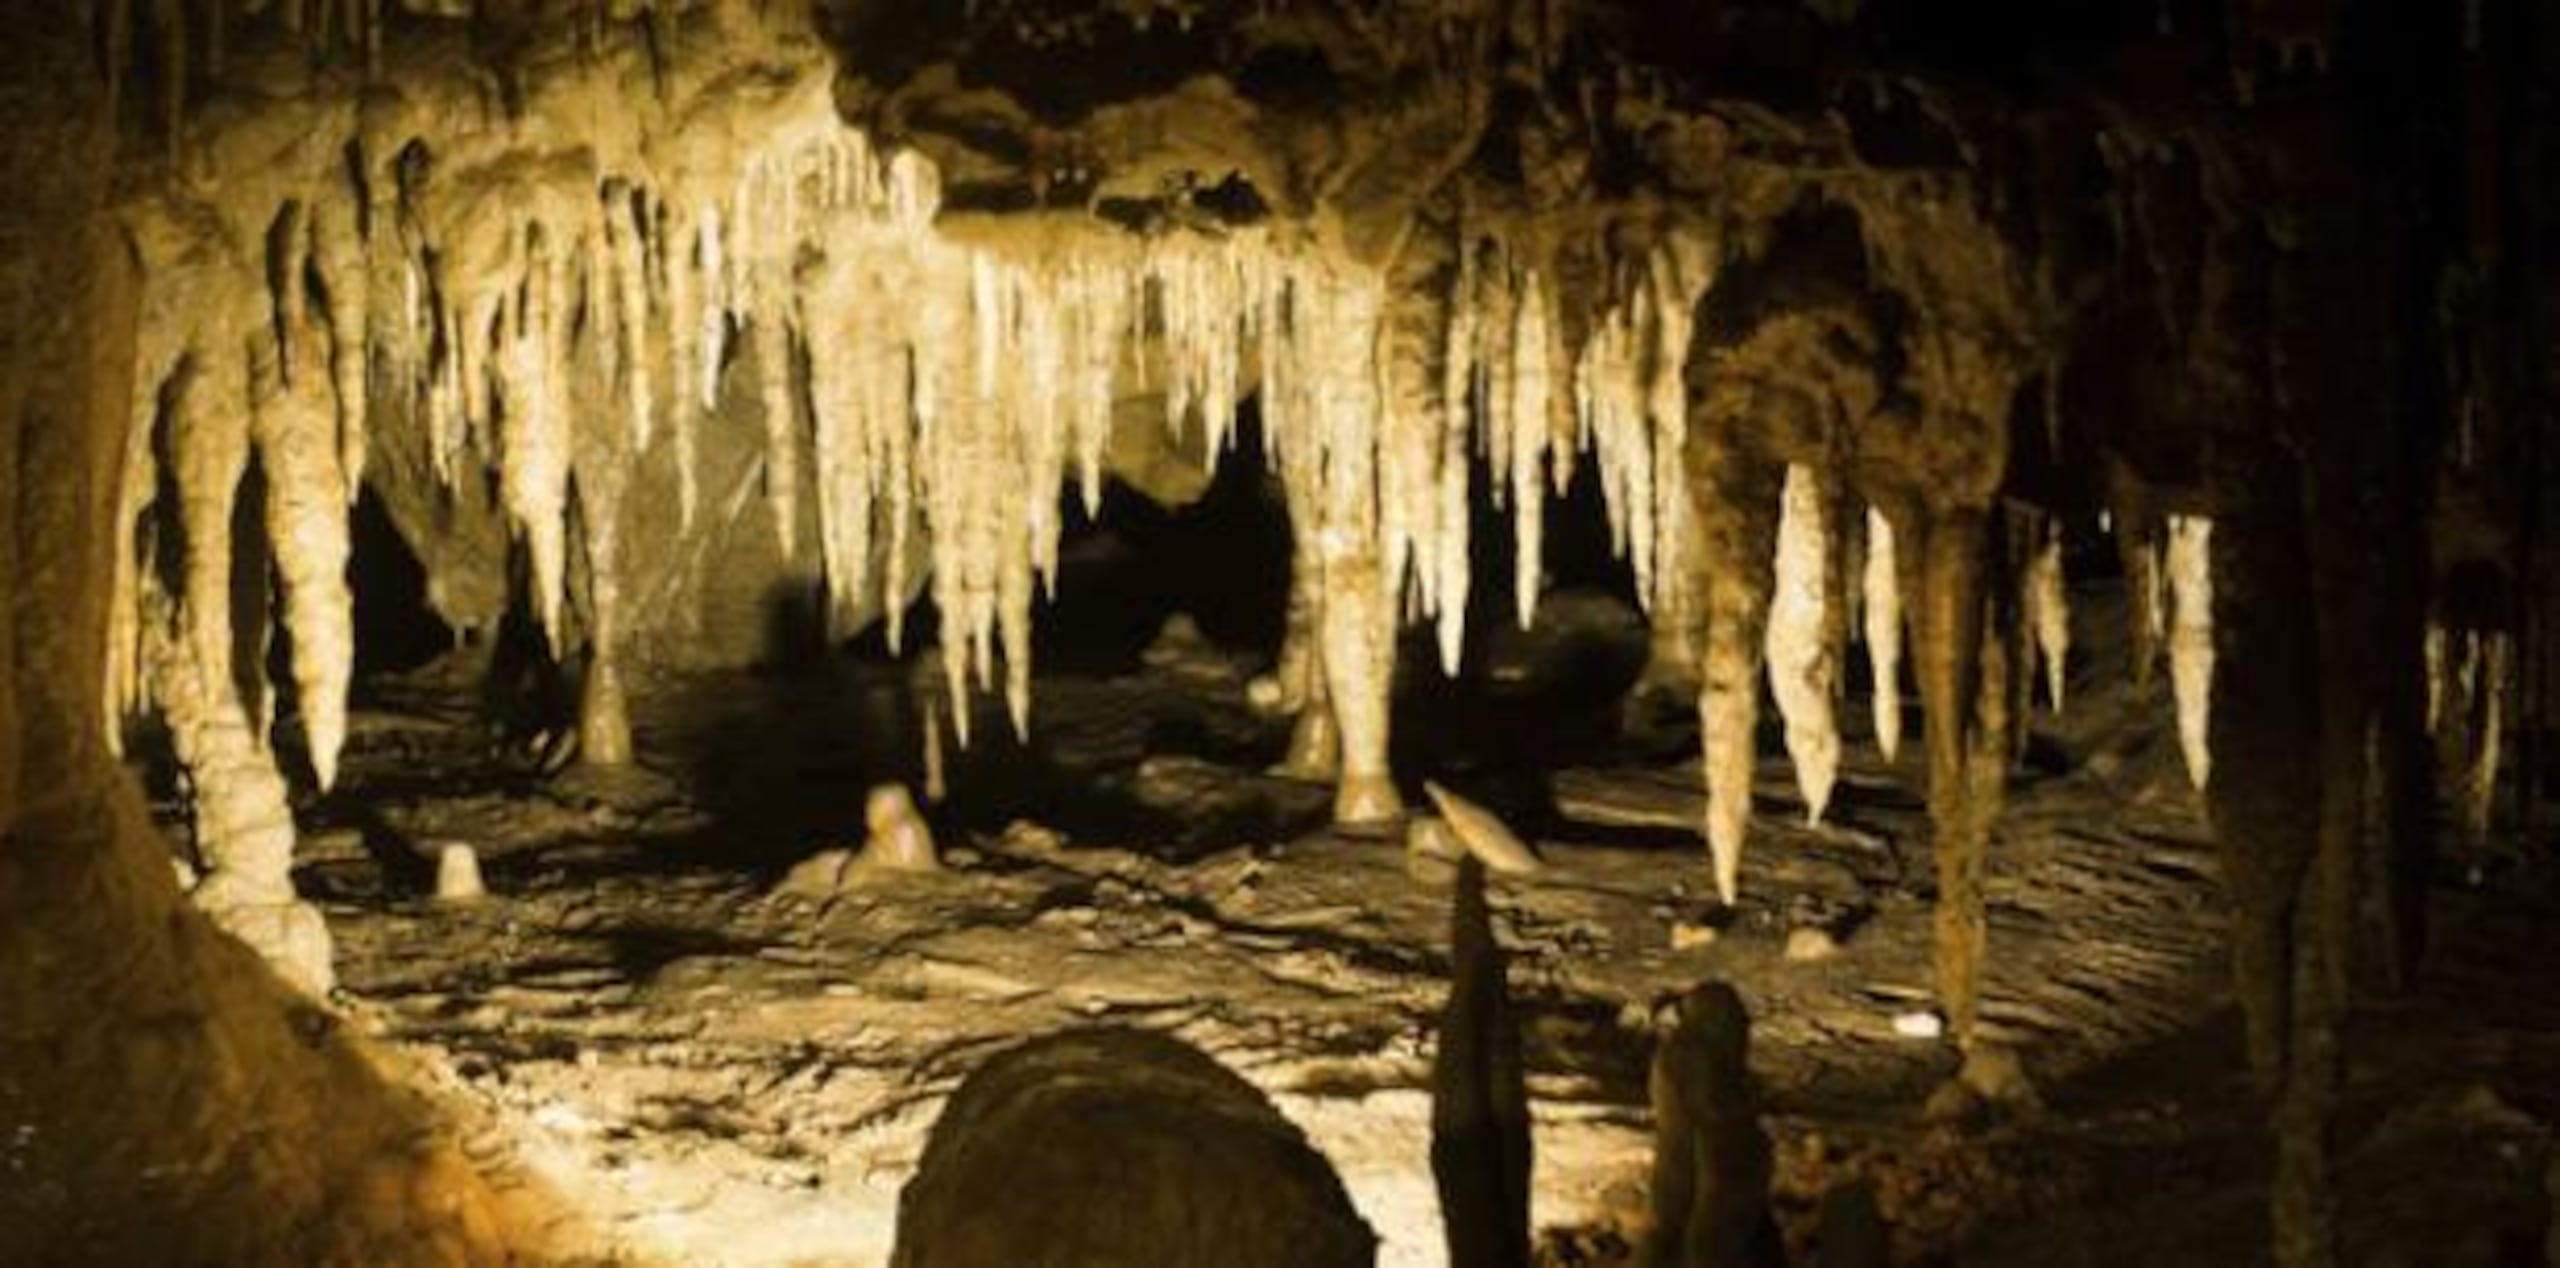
(1270, 454, 1340, 779)
(2207, 479, 2348, 1268)
(1910, 504, 2009, 1051)
(573, 367, 635, 769)
(576, 494, 633, 768)
(1320, 507, 1402, 835)
(156, 350, 332, 996)
(1307, 264, 1402, 830)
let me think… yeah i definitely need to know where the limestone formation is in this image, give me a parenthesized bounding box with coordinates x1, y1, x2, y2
(889, 1028, 1376, 1268)
(9, 7, 2544, 1268)
(857, 784, 940, 875)
(433, 843, 486, 903)
(2167, 515, 2216, 792)
(1423, 781, 1545, 876)
(1433, 857, 1533, 1268)
(2024, 523, 2070, 715)
(1862, 507, 1905, 764)
(1638, 982, 1786, 1268)
(1767, 464, 1841, 825)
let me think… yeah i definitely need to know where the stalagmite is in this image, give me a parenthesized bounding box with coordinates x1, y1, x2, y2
(435, 843, 487, 903)
(141, 581, 333, 997)
(1766, 465, 1840, 825)
(2025, 523, 2070, 713)
(253, 315, 355, 791)
(1863, 507, 1904, 762)
(2166, 515, 2215, 791)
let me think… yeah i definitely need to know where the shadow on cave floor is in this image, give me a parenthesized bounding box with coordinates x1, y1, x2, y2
(270, 574, 2560, 1268)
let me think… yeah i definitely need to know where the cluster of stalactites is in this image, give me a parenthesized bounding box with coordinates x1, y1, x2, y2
(106, 195, 365, 803)
(1569, 238, 1712, 629)
(109, 92, 1797, 853)
(387, 128, 929, 657)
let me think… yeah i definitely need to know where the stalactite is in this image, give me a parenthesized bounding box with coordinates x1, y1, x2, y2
(2422, 621, 2446, 733)
(1381, 231, 1460, 674)
(1691, 432, 1779, 904)
(751, 292, 799, 559)
(1766, 464, 1840, 825)
(1576, 287, 1648, 593)
(603, 184, 655, 453)
(173, 354, 252, 757)
(1645, 242, 1707, 621)
(2167, 514, 2216, 791)
(313, 197, 369, 500)
(252, 317, 354, 791)
(1434, 239, 1481, 675)
(664, 202, 702, 527)
(2026, 521, 2069, 713)
(492, 223, 574, 650)
(1508, 264, 1553, 629)
(1863, 506, 1905, 763)
(2460, 631, 2509, 842)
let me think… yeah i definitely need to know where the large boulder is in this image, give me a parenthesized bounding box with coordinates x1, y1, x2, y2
(891, 1027, 1375, 1268)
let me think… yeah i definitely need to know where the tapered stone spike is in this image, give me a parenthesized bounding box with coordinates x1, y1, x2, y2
(2027, 524, 2070, 714)
(1863, 507, 1904, 763)
(1694, 443, 1778, 905)
(1508, 266, 1552, 630)
(2166, 515, 2215, 791)
(2461, 632, 2509, 842)
(253, 315, 354, 791)
(435, 843, 487, 903)
(1767, 465, 1840, 825)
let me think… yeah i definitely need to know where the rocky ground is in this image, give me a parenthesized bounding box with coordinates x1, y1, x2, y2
(185, 586, 2558, 1268)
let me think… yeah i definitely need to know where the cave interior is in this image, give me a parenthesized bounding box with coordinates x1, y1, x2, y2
(2, 0, 2558, 1265)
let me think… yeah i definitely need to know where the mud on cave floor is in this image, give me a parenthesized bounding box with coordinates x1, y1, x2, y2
(238, 621, 2560, 1268)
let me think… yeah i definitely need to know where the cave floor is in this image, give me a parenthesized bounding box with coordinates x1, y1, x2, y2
(258, 621, 2558, 1267)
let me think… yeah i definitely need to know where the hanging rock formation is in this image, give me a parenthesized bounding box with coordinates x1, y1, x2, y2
(1767, 463, 1841, 825)
(13, 5, 2551, 1265)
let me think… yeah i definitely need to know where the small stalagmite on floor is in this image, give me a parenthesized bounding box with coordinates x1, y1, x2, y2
(1639, 981, 1787, 1268)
